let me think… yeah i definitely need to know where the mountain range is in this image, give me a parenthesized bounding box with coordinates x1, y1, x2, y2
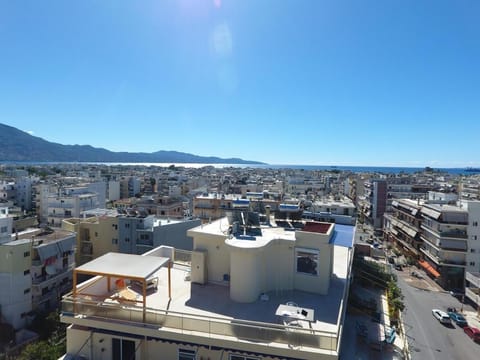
(0, 123, 264, 164)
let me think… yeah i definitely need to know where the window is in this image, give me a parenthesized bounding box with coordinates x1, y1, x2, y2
(24, 288, 30, 294)
(0, 226, 7, 233)
(24, 269, 30, 276)
(24, 251, 30, 257)
(112, 238, 118, 245)
(296, 248, 319, 276)
(473, 221, 478, 227)
(229, 355, 259, 360)
(112, 338, 135, 360)
(474, 235, 478, 240)
(178, 349, 196, 360)
(470, 262, 476, 266)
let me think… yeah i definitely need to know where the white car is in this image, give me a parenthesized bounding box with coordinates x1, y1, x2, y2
(432, 309, 451, 325)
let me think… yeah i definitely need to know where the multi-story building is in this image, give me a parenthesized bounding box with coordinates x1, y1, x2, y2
(134, 195, 185, 218)
(120, 177, 141, 198)
(0, 181, 16, 202)
(193, 193, 280, 223)
(303, 197, 356, 225)
(60, 215, 354, 360)
(0, 227, 75, 329)
(419, 203, 469, 289)
(117, 213, 201, 254)
(359, 179, 387, 229)
(0, 206, 13, 243)
(383, 199, 424, 260)
(47, 192, 101, 227)
(107, 180, 121, 201)
(15, 177, 34, 212)
(62, 209, 120, 266)
(465, 271, 480, 312)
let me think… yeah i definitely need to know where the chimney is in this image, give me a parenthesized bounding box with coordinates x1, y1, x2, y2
(265, 205, 271, 225)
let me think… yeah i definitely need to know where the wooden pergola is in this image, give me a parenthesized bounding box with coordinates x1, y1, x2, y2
(73, 252, 171, 321)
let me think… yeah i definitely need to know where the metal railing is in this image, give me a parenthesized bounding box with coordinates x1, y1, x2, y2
(61, 296, 338, 352)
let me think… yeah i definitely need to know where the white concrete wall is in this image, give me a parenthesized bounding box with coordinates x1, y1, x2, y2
(465, 201, 480, 273)
(191, 232, 230, 283)
(0, 272, 32, 329)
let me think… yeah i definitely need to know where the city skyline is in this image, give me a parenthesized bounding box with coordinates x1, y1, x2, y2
(1, 1, 479, 167)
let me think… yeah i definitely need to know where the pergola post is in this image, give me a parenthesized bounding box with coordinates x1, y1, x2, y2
(168, 260, 172, 299)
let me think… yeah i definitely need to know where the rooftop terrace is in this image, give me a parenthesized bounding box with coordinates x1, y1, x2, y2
(62, 238, 352, 356)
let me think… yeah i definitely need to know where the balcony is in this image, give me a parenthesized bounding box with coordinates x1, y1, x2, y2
(438, 229, 468, 239)
(419, 247, 466, 267)
(61, 297, 338, 352)
(32, 267, 73, 286)
(465, 287, 480, 307)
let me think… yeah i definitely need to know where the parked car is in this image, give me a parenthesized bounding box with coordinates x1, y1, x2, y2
(464, 326, 480, 343)
(432, 309, 451, 325)
(447, 310, 468, 327)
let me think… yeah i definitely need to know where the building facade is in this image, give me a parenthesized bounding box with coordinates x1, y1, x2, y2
(60, 217, 354, 360)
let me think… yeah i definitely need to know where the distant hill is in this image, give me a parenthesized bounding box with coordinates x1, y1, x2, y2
(0, 123, 264, 164)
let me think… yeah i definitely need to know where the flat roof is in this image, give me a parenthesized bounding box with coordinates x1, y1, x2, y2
(75, 252, 169, 280)
(71, 245, 351, 334)
(329, 224, 355, 248)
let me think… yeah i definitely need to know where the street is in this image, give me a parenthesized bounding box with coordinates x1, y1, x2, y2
(396, 271, 479, 360)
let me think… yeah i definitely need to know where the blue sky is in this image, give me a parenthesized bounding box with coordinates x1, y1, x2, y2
(1, 1, 479, 167)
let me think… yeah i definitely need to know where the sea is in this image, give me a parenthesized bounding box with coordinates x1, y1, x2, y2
(4, 161, 478, 175)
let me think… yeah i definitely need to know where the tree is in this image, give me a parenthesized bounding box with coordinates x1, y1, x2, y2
(18, 340, 64, 360)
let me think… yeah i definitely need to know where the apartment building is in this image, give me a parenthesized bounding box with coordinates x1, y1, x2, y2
(303, 197, 356, 225)
(15, 176, 34, 212)
(383, 199, 423, 260)
(0, 227, 75, 329)
(118, 213, 201, 254)
(120, 177, 141, 198)
(193, 193, 279, 223)
(60, 216, 354, 360)
(359, 179, 387, 229)
(62, 209, 120, 266)
(420, 203, 469, 289)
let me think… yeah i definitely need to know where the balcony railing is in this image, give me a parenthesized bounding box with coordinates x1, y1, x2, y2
(32, 267, 73, 285)
(438, 229, 468, 239)
(465, 287, 480, 306)
(61, 296, 338, 352)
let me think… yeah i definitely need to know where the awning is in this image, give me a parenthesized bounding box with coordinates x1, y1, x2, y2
(418, 260, 440, 278)
(37, 243, 59, 261)
(57, 236, 76, 253)
(421, 207, 441, 220)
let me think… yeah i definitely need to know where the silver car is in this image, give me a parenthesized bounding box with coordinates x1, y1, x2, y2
(432, 309, 451, 325)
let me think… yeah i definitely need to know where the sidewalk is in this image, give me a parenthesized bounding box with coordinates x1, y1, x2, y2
(343, 284, 408, 359)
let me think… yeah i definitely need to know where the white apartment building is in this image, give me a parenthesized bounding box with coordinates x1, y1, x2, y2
(107, 180, 121, 201)
(0, 206, 13, 243)
(47, 192, 101, 227)
(15, 176, 34, 211)
(60, 217, 355, 359)
(0, 228, 76, 329)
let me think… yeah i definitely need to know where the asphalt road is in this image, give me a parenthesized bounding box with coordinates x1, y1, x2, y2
(397, 273, 479, 360)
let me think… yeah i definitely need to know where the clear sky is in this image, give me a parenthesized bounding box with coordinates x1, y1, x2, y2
(1, 1, 479, 167)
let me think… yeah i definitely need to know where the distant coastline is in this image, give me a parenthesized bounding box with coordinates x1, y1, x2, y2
(0, 161, 476, 175)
